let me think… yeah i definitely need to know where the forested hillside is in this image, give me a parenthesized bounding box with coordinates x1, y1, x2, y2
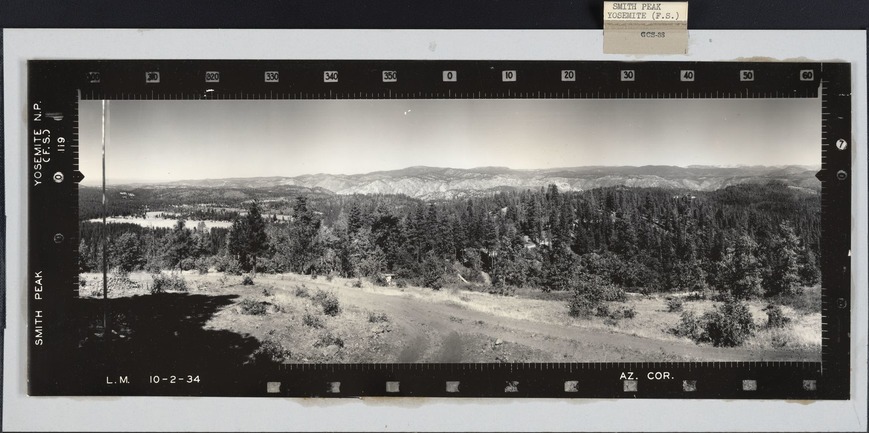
(80, 181, 820, 302)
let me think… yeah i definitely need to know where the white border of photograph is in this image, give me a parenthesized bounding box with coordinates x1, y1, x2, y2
(3, 28, 867, 432)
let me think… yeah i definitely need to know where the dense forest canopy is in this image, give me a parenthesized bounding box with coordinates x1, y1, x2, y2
(80, 180, 820, 301)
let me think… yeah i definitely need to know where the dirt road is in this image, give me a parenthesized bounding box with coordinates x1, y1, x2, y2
(261, 275, 820, 363)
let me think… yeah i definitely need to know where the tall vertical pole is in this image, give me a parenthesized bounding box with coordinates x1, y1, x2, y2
(101, 100, 108, 336)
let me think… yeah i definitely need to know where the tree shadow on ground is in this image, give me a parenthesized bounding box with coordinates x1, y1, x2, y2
(74, 293, 273, 371)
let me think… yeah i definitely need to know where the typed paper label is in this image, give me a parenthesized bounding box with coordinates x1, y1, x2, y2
(603, 1, 688, 54)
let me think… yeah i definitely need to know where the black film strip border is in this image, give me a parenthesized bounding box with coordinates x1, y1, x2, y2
(26, 60, 851, 399)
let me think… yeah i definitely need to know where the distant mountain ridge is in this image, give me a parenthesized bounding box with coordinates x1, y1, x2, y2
(151, 165, 820, 200)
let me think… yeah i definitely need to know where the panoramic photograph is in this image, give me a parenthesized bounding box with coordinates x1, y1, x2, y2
(76, 97, 822, 367)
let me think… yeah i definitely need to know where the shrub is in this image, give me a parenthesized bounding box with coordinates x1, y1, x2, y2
(293, 285, 309, 298)
(372, 274, 389, 286)
(212, 255, 243, 275)
(312, 290, 326, 302)
(424, 278, 444, 290)
(313, 290, 341, 316)
(568, 292, 597, 319)
(239, 298, 269, 315)
(595, 304, 611, 318)
(109, 271, 141, 293)
(567, 274, 607, 319)
(242, 274, 255, 285)
(224, 258, 243, 276)
(352, 279, 364, 288)
(261, 287, 272, 297)
(87, 272, 139, 297)
(325, 273, 335, 282)
(368, 312, 389, 323)
(314, 332, 344, 348)
(701, 298, 756, 347)
(252, 339, 290, 364)
(195, 258, 209, 274)
(255, 256, 283, 274)
(420, 254, 448, 290)
(763, 304, 792, 329)
(457, 263, 485, 284)
(667, 297, 684, 312)
(302, 311, 324, 328)
(598, 304, 638, 322)
(672, 310, 704, 341)
(395, 279, 408, 288)
(601, 285, 627, 302)
(180, 257, 196, 271)
(150, 273, 187, 294)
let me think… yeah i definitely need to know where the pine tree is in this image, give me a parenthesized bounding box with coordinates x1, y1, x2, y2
(407, 204, 428, 261)
(226, 202, 269, 275)
(522, 194, 544, 243)
(717, 234, 763, 299)
(111, 232, 144, 273)
(244, 202, 268, 275)
(543, 243, 579, 292)
(286, 196, 323, 273)
(164, 219, 194, 272)
(763, 221, 802, 297)
(798, 244, 821, 286)
(192, 230, 211, 258)
(673, 257, 708, 292)
(78, 239, 95, 273)
(612, 215, 639, 257)
(227, 218, 249, 271)
(370, 206, 404, 270)
(348, 227, 376, 277)
(348, 204, 364, 235)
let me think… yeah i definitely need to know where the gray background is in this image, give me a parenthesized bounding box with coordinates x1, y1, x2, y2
(3, 29, 867, 432)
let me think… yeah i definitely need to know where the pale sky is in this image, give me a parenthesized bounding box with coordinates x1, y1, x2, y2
(79, 98, 820, 185)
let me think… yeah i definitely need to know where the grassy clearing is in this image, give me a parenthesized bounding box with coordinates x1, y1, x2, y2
(252, 273, 820, 350)
(277, 273, 820, 352)
(79, 271, 821, 362)
(201, 275, 395, 362)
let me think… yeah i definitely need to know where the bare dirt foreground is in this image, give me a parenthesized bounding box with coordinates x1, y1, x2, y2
(79, 272, 821, 365)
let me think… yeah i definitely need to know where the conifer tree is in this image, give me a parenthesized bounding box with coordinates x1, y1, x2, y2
(763, 221, 802, 297)
(798, 244, 821, 286)
(164, 219, 194, 272)
(244, 202, 268, 275)
(111, 232, 144, 273)
(543, 243, 579, 292)
(717, 234, 763, 299)
(227, 202, 268, 275)
(348, 204, 364, 235)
